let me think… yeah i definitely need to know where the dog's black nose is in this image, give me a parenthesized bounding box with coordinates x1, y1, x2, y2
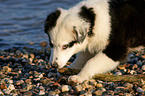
(51, 61, 58, 68)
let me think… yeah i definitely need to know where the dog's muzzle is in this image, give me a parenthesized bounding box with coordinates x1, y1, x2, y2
(51, 61, 59, 68)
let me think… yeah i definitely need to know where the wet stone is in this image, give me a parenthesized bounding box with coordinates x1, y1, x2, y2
(114, 71, 122, 75)
(93, 89, 103, 96)
(15, 80, 24, 85)
(0, 90, 4, 95)
(75, 85, 83, 92)
(96, 83, 103, 88)
(3, 66, 11, 72)
(137, 61, 143, 66)
(142, 65, 145, 70)
(23, 91, 32, 96)
(0, 47, 145, 95)
(123, 83, 133, 89)
(25, 79, 31, 84)
(114, 87, 125, 94)
(38, 90, 45, 95)
(61, 85, 71, 92)
(136, 87, 144, 93)
(3, 84, 15, 95)
(48, 91, 57, 95)
(124, 93, 133, 96)
(142, 85, 145, 91)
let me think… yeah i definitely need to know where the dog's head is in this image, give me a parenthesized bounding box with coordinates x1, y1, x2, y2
(44, 6, 95, 68)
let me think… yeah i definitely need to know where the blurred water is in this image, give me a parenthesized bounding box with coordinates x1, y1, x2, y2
(0, 0, 81, 49)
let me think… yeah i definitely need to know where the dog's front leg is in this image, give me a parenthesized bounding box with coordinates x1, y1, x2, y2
(68, 50, 95, 70)
(69, 52, 119, 83)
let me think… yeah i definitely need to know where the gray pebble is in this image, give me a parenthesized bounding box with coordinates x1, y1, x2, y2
(114, 87, 125, 93)
(114, 71, 122, 75)
(136, 87, 144, 93)
(137, 61, 142, 66)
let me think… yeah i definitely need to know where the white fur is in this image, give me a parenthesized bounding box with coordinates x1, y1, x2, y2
(69, 52, 119, 82)
(49, 0, 118, 83)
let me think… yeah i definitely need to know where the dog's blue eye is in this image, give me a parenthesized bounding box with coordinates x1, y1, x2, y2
(62, 44, 69, 50)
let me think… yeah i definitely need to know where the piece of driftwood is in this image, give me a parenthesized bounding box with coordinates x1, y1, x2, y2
(59, 68, 145, 83)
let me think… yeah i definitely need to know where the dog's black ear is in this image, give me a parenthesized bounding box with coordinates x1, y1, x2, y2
(79, 6, 96, 37)
(73, 26, 87, 44)
(44, 10, 61, 33)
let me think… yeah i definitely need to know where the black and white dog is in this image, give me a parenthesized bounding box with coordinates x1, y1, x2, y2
(44, 0, 145, 83)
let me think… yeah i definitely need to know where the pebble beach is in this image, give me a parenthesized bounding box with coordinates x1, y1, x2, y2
(0, 44, 145, 96)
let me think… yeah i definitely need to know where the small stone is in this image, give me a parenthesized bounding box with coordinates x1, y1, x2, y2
(38, 90, 45, 95)
(0, 84, 7, 89)
(96, 83, 103, 88)
(23, 91, 32, 96)
(88, 79, 97, 86)
(142, 65, 145, 70)
(34, 73, 43, 78)
(29, 58, 33, 63)
(25, 79, 31, 84)
(15, 80, 24, 85)
(3, 66, 11, 72)
(40, 77, 52, 85)
(48, 91, 56, 95)
(0, 90, 4, 95)
(142, 55, 145, 59)
(30, 54, 35, 59)
(99, 87, 106, 93)
(54, 89, 61, 94)
(137, 61, 142, 66)
(22, 84, 33, 91)
(114, 87, 125, 93)
(123, 83, 133, 89)
(53, 82, 61, 88)
(142, 85, 145, 91)
(75, 85, 83, 92)
(93, 89, 103, 95)
(130, 70, 137, 75)
(124, 93, 133, 96)
(114, 71, 122, 75)
(0, 73, 6, 79)
(136, 87, 144, 93)
(61, 85, 71, 92)
(84, 92, 92, 96)
(3, 84, 15, 94)
(107, 90, 114, 95)
(0, 56, 4, 58)
(48, 72, 57, 78)
(132, 64, 138, 70)
(118, 65, 126, 70)
(40, 41, 48, 48)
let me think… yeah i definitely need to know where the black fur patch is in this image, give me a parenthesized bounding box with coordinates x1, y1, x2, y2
(79, 6, 96, 37)
(103, 0, 145, 61)
(69, 41, 77, 48)
(44, 10, 61, 33)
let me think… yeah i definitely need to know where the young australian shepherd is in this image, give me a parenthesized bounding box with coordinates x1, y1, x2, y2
(44, 0, 145, 83)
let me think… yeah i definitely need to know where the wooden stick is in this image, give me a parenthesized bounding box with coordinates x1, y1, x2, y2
(59, 68, 145, 83)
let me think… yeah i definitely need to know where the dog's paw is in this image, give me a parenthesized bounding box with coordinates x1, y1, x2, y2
(68, 75, 85, 83)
